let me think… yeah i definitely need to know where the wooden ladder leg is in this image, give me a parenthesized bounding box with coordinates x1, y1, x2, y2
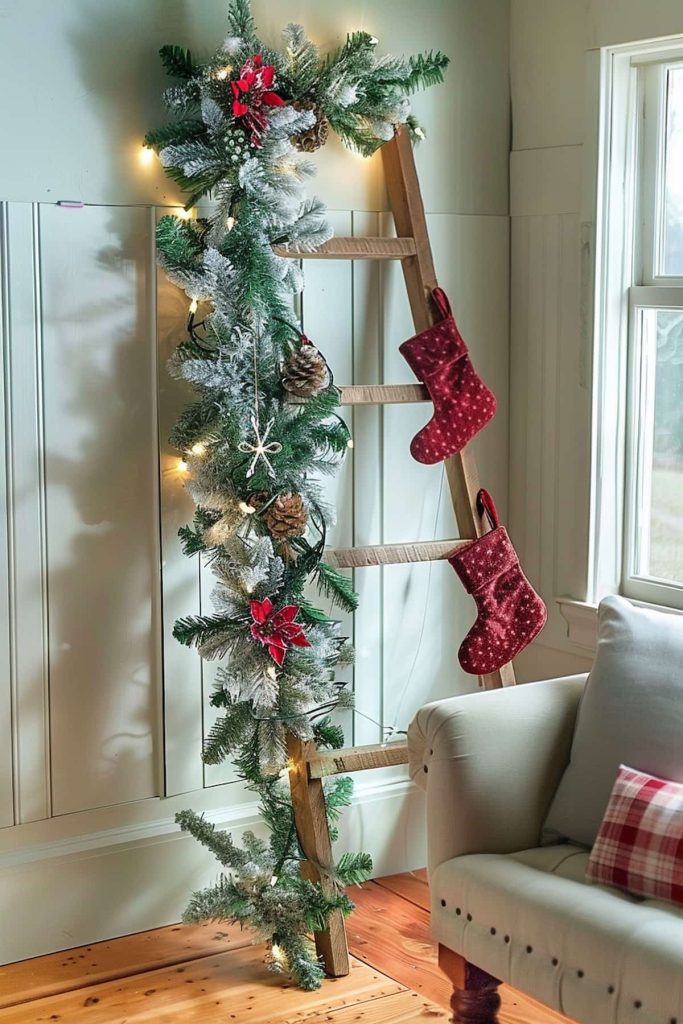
(287, 735, 350, 977)
(439, 945, 501, 1024)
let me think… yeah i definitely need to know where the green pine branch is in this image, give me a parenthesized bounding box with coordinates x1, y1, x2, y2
(404, 51, 450, 93)
(315, 562, 359, 613)
(160, 44, 198, 79)
(335, 851, 373, 886)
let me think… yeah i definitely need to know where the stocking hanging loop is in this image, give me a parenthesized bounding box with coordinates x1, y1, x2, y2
(476, 488, 500, 531)
(431, 286, 452, 320)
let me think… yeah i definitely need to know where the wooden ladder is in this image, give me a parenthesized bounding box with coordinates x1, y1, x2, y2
(275, 125, 516, 977)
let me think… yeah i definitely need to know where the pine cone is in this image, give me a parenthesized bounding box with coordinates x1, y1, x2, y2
(248, 491, 308, 539)
(282, 338, 329, 399)
(291, 101, 330, 153)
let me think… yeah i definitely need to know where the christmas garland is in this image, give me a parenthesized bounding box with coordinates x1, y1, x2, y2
(148, 0, 448, 990)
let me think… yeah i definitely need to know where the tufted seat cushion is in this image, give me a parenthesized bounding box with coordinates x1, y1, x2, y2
(432, 845, 683, 1024)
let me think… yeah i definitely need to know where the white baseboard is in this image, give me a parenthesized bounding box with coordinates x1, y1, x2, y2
(0, 771, 425, 964)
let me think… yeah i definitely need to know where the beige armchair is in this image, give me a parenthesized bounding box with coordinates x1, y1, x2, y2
(408, 670, 683, 1024)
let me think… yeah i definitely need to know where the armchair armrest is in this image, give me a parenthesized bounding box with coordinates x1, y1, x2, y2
(407, 675, 587, 873)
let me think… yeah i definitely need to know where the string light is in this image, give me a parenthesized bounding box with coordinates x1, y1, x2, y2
(369, 35, 379, 45)
(139, 146, 154, 166)
(176, 207, 194, 221)
(271, 943, 285, 964)
(414, 126, 426, 140)
(188, 298, 198, 315)
(347, 438, 354, 449)
(270, 875, 278, 886)
(266, 665, 277, 681)
(226, 216, 235, 231)
(177, 458, 189, 473)
(216, 65, 232, 79)
(190, 442, 206, 456)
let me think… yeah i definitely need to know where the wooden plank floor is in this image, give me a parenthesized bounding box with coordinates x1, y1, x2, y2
(0, 871, 572, 1023)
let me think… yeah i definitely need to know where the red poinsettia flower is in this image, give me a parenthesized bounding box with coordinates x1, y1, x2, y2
(230, 54, 285, 146)
(250, 597, 311, 666)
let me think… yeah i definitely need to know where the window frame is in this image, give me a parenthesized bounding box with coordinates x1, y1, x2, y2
(590, 37, 683, 612)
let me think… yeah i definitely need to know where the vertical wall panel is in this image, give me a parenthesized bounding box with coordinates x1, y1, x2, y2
(0, 205, 15, 827)
(156, 227, 205, 798)
(4, 203, 51, 823)
(40, 204, 160, 815)
(302, 211, 354, 741)
(350, 212, 384, 747)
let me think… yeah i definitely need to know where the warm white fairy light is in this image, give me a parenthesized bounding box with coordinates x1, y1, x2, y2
(347, 438, 354, 449)
(369, 35, 379, 45)
(216, 65, 232, 79)
(139, 145, 154, 166)
(270, 875, 278, 886)
(226, 216, 236, 231)
(414, 126, 426, 140)
(271, 942, 285, 964)
(190, 442, 206, 456)
(177, 458, 189, 473)
(189, 298, 198, 315)
(176, 207, 193, 221)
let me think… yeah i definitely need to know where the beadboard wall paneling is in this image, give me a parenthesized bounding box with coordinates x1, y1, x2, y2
(509, 0, 683, 680)
(0, 205, 15, 828)
(40, 204, 162, 815)
(156, 224, 205, 799)
(3, 203, 52, 824)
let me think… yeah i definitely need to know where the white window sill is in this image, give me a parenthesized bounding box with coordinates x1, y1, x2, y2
(557, 594, 683, 656)
(556, 599, 599, 653)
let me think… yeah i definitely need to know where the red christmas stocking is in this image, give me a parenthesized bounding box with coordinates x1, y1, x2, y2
(449, 489, 547, 674)
(399, 288, 496, 465)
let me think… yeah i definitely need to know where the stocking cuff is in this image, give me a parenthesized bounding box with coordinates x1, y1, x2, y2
(400, 318, 468, 379)
(449, 526, 517, 593)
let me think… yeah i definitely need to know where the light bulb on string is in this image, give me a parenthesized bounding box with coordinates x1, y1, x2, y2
(188, 298, 198, 315)
(190, 442, 206, 456)
(176, 207, 194, 221)
(177, 458, 189, 473)
(369, 35, 379, 45)
(414, 126, 426, 140)
(139, 145, 154, 167)
(226, 216, 235, 231)
(216, 65, 232, 80)
(347, 438, 354, 449)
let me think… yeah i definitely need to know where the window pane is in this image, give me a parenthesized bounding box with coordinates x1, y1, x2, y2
(663, 68, 683, 275)
(635, 309, 683, 583)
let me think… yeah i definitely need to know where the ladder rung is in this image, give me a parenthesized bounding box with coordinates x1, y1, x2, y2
(339, 383, 429, 405)
(325, 539, 465, 568)
(272, 237, 416, 261)
(307, 741, 409, 779)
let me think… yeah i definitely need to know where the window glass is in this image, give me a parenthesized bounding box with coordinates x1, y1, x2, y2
(663, 67, 683, 275)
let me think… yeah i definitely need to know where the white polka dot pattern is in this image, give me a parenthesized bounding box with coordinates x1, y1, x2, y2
(399, 288, 497, 465)
(449, 526, 547, 675)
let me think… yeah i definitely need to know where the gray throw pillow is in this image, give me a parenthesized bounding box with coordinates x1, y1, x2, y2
(543, 595, 683, 848)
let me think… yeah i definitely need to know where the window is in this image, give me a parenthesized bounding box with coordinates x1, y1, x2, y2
(591, 41, 683, 611)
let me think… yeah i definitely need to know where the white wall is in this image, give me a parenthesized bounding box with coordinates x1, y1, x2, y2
(508, 0, 683, 681)
(0, 0, 511, 960)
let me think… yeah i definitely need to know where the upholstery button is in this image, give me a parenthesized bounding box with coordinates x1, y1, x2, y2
(490, 927, 496, 935)
(429, 749, 433, 755)
(440, 899, 446, 907)
(551, 958, 558, 967)
(670, 1017, 677, 1024)
(608, 986, 615, 995)
(423, 765, 428, 774)
(504, 935, 510, 944)
(526, 946, 533, 954)
(455, 908, 461, 916)
(466, 913, 472, 922)
(577, 970, 584, 979)
(634, 1001, 642, 1010)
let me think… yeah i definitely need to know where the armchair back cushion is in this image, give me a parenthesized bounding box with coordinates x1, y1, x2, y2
(544, 596, 683, 848)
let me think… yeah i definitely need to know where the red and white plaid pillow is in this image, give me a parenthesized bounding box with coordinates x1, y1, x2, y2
(587, 763, 683, 907)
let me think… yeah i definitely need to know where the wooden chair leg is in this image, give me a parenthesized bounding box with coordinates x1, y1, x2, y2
(438, 945, 501, 1024)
